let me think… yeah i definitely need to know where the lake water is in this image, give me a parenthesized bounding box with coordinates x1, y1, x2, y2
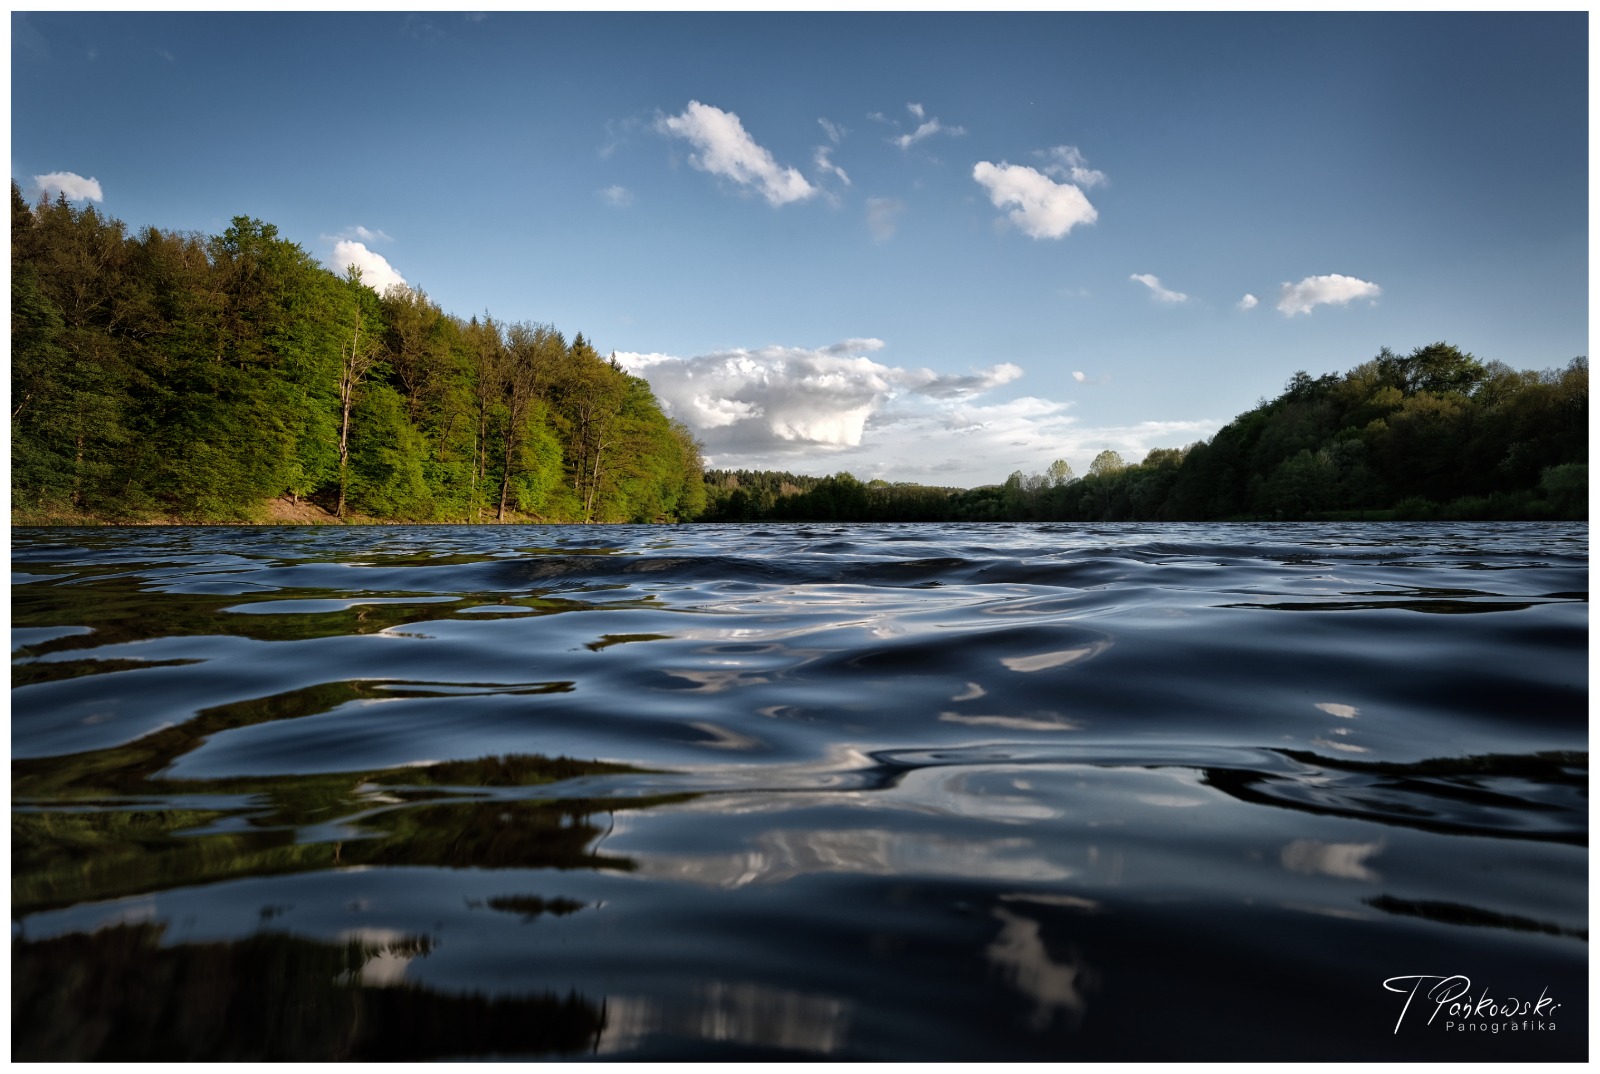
(10, 522, 1588, 1060)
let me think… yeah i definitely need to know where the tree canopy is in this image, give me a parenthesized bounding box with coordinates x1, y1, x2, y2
(11, 188, 705, 524)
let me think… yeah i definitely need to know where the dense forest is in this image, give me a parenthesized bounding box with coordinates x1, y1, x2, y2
(11, 186, 706, 524)
(11, 188, 1585, 526)
(706, 343, 1588, 523)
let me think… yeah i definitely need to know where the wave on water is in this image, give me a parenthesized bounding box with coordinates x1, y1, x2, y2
(11, 522, 1588, 1060)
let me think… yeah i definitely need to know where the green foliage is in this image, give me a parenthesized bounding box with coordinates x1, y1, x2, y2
(10, 193, 700, 525)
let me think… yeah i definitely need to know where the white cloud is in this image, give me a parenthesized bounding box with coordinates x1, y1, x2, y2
(1238, 293, 1259, 311)
(1072, 371, 1087, 383)
(881, 102, 965, 151)
(614, 340, 1021, 462)
(911, 362, 1024, 399)
(599, 184, 635, 208)
(1037, 145, 1107, 189)
(895, 118, 965, 150)
(814, 146, 850, 187)
(329, 240, 407, 294)
(866, 197, 904, 241)
(33, 171, 103, 203)
(656, 100, 817, 207)
(1276, 274, 1382, 316)
(878, 400, 1214, 484)
(323, 225, 391, 244)
(972, 162, 1097, 240)
(818, 117, 845, 144)
(1130, 273, 1188, 304)
(616, 338, 1211, 485)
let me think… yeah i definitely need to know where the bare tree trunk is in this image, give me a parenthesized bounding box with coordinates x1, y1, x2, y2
(336, 309, 371, 519)
(498, 436, 514, 522)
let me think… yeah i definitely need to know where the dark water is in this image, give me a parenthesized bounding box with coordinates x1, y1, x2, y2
(10, 522, 1587, 1061)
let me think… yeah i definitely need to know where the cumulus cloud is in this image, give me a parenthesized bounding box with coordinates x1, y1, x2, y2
(966, 160, 1094, 240)
(599, 184, 635, 207)
(866, 197, 905, 242)
(1072, 371, 1087, 383)
(818, 117, 845, 144)
(618, 339, 1215, 485)
(330, 240, 407, 294)
(907, 102, 925, 120)
(972, 162, 1097, 240)
(34, 171, 103, 203)
(1238, 293, 1259, 311)
(1037, 145, 1107, 189)
(1276, 274, 1382, 316)
(1130, 273, 1188, 304)
(614, 340, 1022, 461)
(656, 100, 817, 207)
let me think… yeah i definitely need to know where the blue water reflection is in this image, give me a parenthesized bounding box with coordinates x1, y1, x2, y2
(11, 522, 1587, 1060)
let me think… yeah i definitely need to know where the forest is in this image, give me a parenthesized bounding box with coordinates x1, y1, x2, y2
(11, 188, 1586, 526)
(11, 187, 706, 524)
(704, 343, 1587, 523)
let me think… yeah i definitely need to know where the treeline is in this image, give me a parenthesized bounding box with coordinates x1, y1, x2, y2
(702, 470, 962, 521)
(11, 186, 705, 524)
(699, 343, 1587, 523)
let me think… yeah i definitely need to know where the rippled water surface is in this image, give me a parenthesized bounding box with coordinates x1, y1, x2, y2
(11, 522, 1588, 1060)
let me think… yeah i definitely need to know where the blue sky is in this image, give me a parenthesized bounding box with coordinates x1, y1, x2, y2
(11, 11, 1589, 485)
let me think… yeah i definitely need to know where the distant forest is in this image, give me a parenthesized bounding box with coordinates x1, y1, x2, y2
(11, 189, 1586, 526)
(11, 187, 706, 524)
(703, 343, 1587, 523)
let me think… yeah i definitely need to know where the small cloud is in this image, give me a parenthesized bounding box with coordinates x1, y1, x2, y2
(1130, 273, 1188, 304)
(895, 118, 965, 151)
(1277, 274, 1382, 316)
(330, 240, 407, 294)
(1238, 293, 1259, 311)
(656, 100, 817, 207)
(814, 146, 850, 187)
(345, 225, 391, 243)
(13, 14, 50, 57)
(33, 171, 103, 203)
(1072, 371, 1087, 383)
(463, 12, 488, 22)
(909, 362, 1024, 399)
(818, 117, 845, 144)
(866, 197, 904, 241)
(877, 102, 965, 151)
(972, 161, 1096, 240)
(401, 14, 449, 42)
(599, 185, 635, 208)
(1037, 145, 1108, 189)
(156, 48, 175, 63)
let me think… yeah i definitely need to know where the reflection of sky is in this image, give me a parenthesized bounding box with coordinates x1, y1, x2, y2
(598, 982, 850, 1055)
(987, 905, 1095, 1031)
